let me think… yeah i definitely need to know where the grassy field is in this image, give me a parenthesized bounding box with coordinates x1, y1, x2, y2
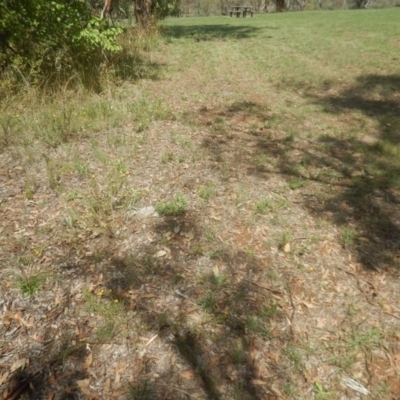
(1, 8, 400, 400)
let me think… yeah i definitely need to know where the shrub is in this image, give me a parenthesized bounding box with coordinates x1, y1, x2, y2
(0, 0, 122, 89)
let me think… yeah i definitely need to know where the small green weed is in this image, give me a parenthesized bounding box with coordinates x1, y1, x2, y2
(191, 243, 204, 256)
(245, 315, 271, 338)
(255, 153, 269, 166)
(275, 197, 288, 209)
(202, 272, 228, 287)
(244, 246, 256, 257)
(254, 198, 272, 214)
(44, 157, 61, 190)
(42, 108, 76, 147)
(161, 152, 174, 163)
(314, 382, 334, 399)
(199, 184, 216, 200)
(229, 340, 247, 364)
(284, 132, 295, 144)
(66, 189, 83, 201)
(116, 159, 128, 174)
(84, 290, 124, 321)
(208, 243, 229, 259)
(155, 194, 187, 216)
(96, 321, 115, 342)
(73, 159, 91, 177)
(63, 210, 79, 228)
(128, 380, 153, 400)
(341, 226, 357, 249)
(282, 380, 299, 398)
(234, 385, 254, 400)
(17, 272, 48, 296)
(24, 177, 39, 200)
(285, 346, 303, 372)
(278, 231, 291, 250)
(377, 381, 391, 395)
(205, 228, 216, 242)
(142, 255, 159, 274)
(199, 291, 217, 311)
(288, 177, 306, 190)
(262, 299, 279, 319)
(171, 132, 193, 148)
(18, 255, 31, 266)
(346, 298, 360, 317)
(348, 327, 381, 351)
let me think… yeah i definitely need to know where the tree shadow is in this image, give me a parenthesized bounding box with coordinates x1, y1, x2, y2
(85, 211, 290, 399)
(302, 74, 400, 271)
(163, 24, 272, 41)
(197, 92, 400, 273)
(1, 306, 89, 399)
(111, 50, 163, 82)
(315, 74, 400, 145)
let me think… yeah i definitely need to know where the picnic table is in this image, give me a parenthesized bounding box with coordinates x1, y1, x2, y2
(229, 6, 254, 17)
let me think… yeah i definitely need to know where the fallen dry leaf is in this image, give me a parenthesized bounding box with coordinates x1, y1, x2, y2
(252, 379, 267, 385)
(10, 358, 28, 373)
(77, 379, 90, 395)
(83, 353, 93, 369)
(300, 300, 316, 309)
(0, 371, 10, 385)
(103, 377, 111, 394)
(180, 369, 195, 380)
(113, 370, 121, 388)
(47, 392, 55, 400)
(283, 242, 290, 253)
(155, 250, 166, 257)
(265, 352, 280, 363)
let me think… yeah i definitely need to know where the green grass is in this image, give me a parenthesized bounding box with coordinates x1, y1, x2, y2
(288, 177, 306, 190)
(155, 194, 187, 216)
(314, 382, 334, 399)
(199, 184, 216, 200)
(253, 198, 272, 214)
(199, 291, 217, 310)
(229, 339, 247, 364)
(17, 272, 49, 296)
(128, 381, 153, 400)
(341, 226, 357, 249)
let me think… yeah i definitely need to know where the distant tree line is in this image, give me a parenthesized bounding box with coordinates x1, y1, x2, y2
(177, 0, 399, 15)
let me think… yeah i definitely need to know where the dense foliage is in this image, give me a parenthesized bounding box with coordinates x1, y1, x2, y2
(0, 0, 122, 86)
(178, 0, 398, 15)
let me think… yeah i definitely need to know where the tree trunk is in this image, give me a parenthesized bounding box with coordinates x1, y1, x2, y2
(134, 0, 153, 29)
(276, 0, 285, 11)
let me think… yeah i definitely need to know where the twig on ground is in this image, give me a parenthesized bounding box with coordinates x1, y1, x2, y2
(145, 334, 158, 347)
(382, 310, 400, 321)
(287, 281, 296, 342)
(337, 267, 400, 320)
(243, 279, 284, 295)
(3, 379, 31, 400)
(158, 383, 200, 398)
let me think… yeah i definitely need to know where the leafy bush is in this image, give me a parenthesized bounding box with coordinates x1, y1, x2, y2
(0, 0, 122, 89)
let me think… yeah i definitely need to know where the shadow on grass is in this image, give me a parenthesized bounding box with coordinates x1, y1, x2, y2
(163, 24, 270, 41)
(1, 313, 89, 399)
(83, 212, 289, 399)
(110, 49, 162, 82)
(303, 73, 400, 271)
(197, 86, 400, 272)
